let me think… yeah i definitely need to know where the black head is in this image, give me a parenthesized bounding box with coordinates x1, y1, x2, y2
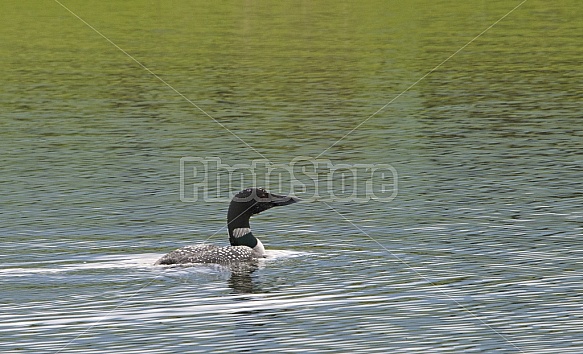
(227, 187, 299, 234)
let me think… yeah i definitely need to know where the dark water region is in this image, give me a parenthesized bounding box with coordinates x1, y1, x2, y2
(1, 1, 582, 353)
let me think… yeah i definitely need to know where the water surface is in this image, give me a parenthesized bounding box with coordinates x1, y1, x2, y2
(1, 1, 582, 353)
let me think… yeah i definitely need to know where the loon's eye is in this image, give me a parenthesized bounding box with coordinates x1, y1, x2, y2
(255, 189, 268, 199)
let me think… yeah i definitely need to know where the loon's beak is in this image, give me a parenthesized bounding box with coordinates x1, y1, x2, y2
(270, 193, 300, 207)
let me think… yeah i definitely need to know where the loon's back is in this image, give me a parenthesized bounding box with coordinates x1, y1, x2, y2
(154, 244, 257, 265)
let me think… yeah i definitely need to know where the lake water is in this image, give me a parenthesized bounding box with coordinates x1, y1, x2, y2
(1, 1, 582, 353)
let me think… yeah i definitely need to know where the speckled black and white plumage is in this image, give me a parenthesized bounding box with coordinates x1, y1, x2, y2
(154, 244, 257, 265)
(154, 188, 299, 266)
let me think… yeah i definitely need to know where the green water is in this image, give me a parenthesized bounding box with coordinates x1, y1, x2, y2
(1, 1, 582, 353)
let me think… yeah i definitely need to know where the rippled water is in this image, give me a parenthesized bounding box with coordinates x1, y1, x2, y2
(1, 1, 582, 353)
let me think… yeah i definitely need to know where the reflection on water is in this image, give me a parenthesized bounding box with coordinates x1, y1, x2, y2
(158, 259, 262, 294)
(1, 0, 582, 353)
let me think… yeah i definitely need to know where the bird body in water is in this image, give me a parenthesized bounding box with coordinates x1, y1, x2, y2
(155, 188, 299, 265)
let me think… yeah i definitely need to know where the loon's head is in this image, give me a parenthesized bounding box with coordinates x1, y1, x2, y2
(227, 188, 299, 247)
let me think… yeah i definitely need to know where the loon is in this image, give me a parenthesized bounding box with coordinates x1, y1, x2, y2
(154, 188, 299, 265)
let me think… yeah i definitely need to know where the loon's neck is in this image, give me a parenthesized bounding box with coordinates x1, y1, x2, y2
(230, 227, 265, 257)
(227, 195, 266, 257)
